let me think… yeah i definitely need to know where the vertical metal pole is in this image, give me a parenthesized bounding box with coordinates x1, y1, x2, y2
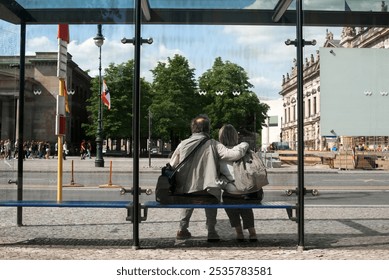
(57, 81, 64, 202)
(148, 109, 151, 167)
(253, 113, 256, 152)
(17, 22, 26, 226)
(132, 0, 142, 249)
(95, 27, 105, 168)
(296, 0, 305, 250)
(267, 116, 270, 148)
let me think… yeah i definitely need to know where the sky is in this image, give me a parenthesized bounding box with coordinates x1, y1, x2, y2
(1, 20, 344, 101)
(1, 1, 386, 100)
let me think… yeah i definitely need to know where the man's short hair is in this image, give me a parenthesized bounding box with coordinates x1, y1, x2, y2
(191, 114, 210, 134)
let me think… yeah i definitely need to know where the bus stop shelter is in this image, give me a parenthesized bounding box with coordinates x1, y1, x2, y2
(1, 0, 389, 250)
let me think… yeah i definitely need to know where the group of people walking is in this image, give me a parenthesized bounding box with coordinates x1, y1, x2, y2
(169, 114, 263, 242)
(0, 139, 69, 160)
(1, 138, 94, 160)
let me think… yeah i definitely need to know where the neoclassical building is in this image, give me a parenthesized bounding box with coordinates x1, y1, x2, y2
(280, 24, 389, 151)
(0, 52, 91, 147)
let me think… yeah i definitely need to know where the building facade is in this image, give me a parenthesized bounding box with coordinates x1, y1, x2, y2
(280, 23, 389, 151)
(0, 52, 91, 150)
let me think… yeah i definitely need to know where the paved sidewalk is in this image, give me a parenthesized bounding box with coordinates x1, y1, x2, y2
(1, 206, 389, 260)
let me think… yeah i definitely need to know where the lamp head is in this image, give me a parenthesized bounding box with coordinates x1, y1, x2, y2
(93, 24, 105, 47)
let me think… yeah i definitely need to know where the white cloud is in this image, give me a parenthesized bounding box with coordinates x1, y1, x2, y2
(250, 75, 280, 90)
(68, 35, 189, 83)
(250, 75, 282, 98)
(26, 36, 56, 55)
(221, 25, 343, 98)
(244, 0, 277, 9)
(68, 37, 131, 77)
(141, 44, 185, 81)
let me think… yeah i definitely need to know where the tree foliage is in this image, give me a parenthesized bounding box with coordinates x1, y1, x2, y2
(198, 57, 269, 139)
(83, 60, 152, 146)
(149, 54, 199, 148)
(82, 55, 269, 152)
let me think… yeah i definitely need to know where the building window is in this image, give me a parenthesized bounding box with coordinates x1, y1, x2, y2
(308, 99, 311, 117)
(313, 97, 317, 115)
(288, 107, 290, 121)
(293, 105, 296, 121)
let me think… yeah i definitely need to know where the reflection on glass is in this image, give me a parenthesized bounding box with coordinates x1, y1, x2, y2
(303, 0, 388, 11)
(12, 0, 389, 11)
(16, 0, 135, 9)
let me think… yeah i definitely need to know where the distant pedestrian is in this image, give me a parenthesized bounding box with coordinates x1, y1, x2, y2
(13, 140, 18, 159)
(80, 140, 86, 160)
(87, 140, 92, 159)
(53, 142, 58, 159)
(4, 139, 11, 160)
(45, 142, 51, 159)
(63, 141, 68, 160)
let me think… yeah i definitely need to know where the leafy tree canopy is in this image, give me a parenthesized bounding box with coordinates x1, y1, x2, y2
(83, 60, 151, 141)
(150, 54, 199, 147)
(82, 55, 269, 151)
(198, 57, 269, 138)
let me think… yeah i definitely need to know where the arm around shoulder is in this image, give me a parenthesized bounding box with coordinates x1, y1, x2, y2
(216, 141, 249, 161)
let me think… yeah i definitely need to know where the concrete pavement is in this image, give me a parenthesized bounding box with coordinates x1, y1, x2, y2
(1, 156, 389, 259)
(1, 205, 389, 260)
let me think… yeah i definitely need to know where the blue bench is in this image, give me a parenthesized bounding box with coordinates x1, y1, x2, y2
(0, 200, 133, 208)
(143, 200, 297, 221)
(0, 200, 297, 222)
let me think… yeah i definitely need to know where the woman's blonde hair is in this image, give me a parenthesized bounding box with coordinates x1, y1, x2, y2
(219, 124, 238, 147)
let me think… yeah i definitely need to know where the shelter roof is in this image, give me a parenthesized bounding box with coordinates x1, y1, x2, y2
(1, 0, 389, 26)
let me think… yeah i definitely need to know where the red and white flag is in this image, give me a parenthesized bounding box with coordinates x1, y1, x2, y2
(101, 80, 111, 110)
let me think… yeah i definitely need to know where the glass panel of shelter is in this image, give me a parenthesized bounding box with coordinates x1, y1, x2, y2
(1, 1, 389, 207)
(0, 24, 18, 201)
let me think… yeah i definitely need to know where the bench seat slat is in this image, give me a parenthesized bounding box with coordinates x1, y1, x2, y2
(0, 200, 294, 209)
(144, 201, 295, 209)
(0, 200, 132, 208)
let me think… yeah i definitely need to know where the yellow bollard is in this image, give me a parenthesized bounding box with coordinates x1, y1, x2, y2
(99, 160, 121, 188)
(63, 160, 84, 187)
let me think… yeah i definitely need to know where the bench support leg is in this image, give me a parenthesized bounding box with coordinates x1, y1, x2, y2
(286, 206, 298, 222)
(126, 205, 148, 223)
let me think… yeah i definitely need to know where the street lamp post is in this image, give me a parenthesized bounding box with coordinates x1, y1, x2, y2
(94, 24, 105, 167)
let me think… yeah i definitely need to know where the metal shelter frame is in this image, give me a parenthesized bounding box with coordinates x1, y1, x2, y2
(1, 0, 388, 250)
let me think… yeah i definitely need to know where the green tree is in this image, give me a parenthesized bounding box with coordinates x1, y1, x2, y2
(198, 57, 269, 142)
(83, 60, 152, 153)
(150, 54, 199, 149)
